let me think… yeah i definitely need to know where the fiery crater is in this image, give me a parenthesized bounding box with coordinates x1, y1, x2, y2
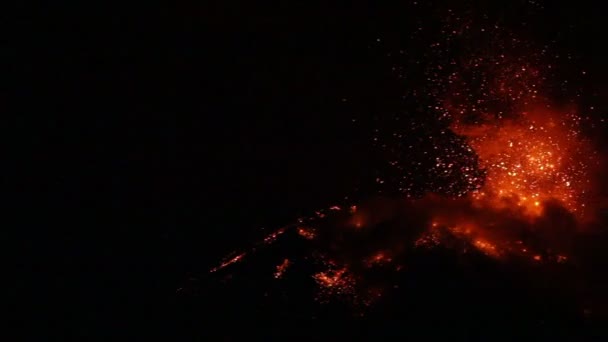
(451, 108, 593, 218)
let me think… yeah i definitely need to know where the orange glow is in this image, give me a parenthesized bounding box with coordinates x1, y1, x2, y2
(451, 108, 594, 219)
(349, 213, 365, 229)
(415, 228, 443, 248)
(365, 251, 393, 267)
(274, 258, 290, 279)
(313, 267, 356, 300)
(263, 227, 286, 244)
(210, 252, 246, 273)
(473, 238, 501, 257)
(314, 268, 347, 288)
(297, 226, 316, 240)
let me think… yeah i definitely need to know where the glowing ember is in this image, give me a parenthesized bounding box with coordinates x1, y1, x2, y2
(274, 259, 290, 279)
(297, 226, 316, 240)
(263, 227, 286, 244)
(210, 227, 291, 273)
(473, 238, 500, 257)
(415, 229, 443, 248)
(314, 268, 348, 288)
(364, 251, 393, 267)
(313, 267, 357, 303)
(210, 252, 246, 273)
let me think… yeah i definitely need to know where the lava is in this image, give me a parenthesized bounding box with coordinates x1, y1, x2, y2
(297, 226, 316, 240)
(472, 238, 500, 258)
(274, 258, 290, 279)
(364, 251, 393, 267)
(263, 227, 286, 244)
(312, 267, 356, 302)
(209, 252, 247, 273)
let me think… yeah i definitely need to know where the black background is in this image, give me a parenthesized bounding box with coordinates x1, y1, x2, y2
(17, 1, 608, 340)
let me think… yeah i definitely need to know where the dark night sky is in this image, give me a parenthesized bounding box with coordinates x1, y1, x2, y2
(17, 1, 608, 340)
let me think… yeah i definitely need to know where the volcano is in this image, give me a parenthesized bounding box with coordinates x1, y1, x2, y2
(172, 1, 608, 340)
(177, 198, 607, 340)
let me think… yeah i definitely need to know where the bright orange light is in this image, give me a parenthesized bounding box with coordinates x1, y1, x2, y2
(451, 108, 593, 218)
(473, 238, 500, 257)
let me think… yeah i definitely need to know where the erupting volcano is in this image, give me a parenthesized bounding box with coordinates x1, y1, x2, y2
(208, 27, 598, 301)
(193, 3, 607, 339)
